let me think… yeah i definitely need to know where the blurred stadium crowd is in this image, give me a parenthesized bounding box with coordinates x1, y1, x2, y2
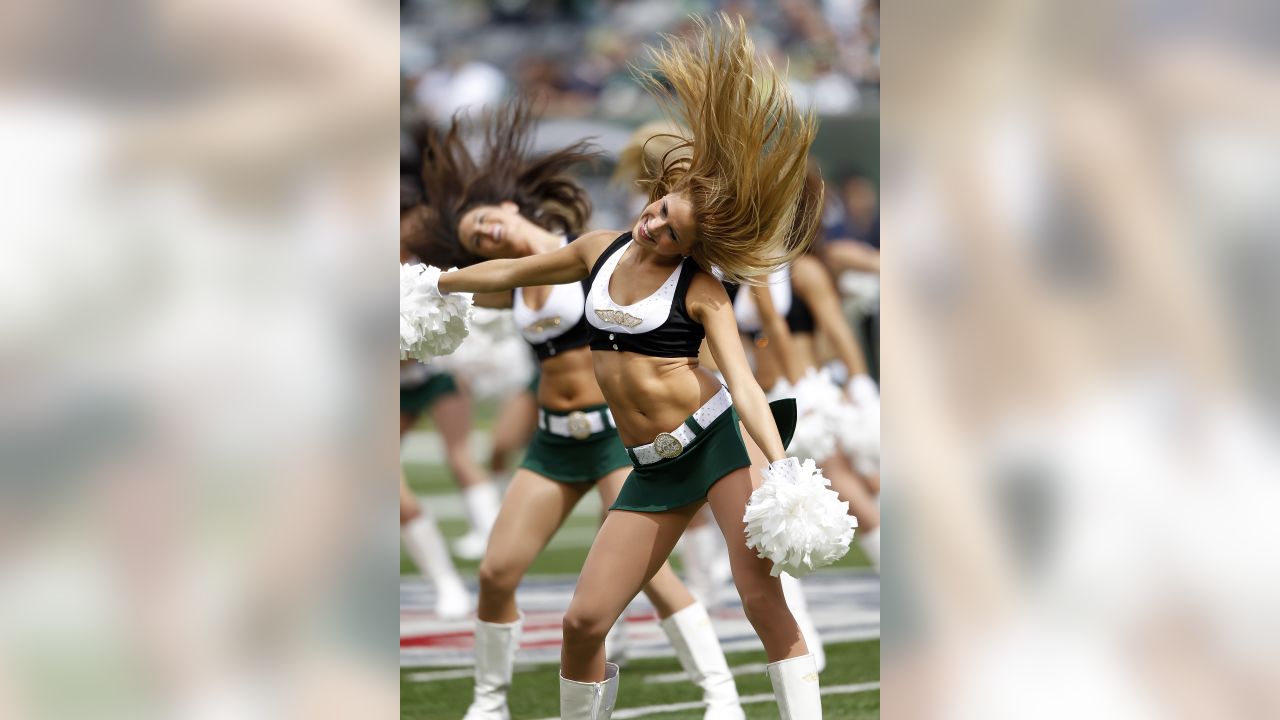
(402, 0, 878, 123)
(400, 0, 883, 368)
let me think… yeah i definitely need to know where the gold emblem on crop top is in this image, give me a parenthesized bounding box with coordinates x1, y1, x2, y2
(594, 309, 643, 328)
(523, 316, 562, 335)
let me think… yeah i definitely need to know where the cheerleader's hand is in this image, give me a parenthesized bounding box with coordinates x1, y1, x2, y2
(761, 456, 803, 483)
(400, 263, 474, 360)
(743, 457, 857, 577)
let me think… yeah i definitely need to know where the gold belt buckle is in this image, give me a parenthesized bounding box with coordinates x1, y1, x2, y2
(566, 411, 592, 440)
(653, 432, 683, 459)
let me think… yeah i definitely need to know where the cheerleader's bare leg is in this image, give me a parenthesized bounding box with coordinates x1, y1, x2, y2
(594, 471, 692, 666)
(704, 466, 808, 662)
(561, 502, 703, 682)
(822, 451, 881, 570)
(594, 471, 697, 618)
(476, 469, 595, 623)
(595, 471, 746, 719)
(707, 464, 826, 717)
(464, 469, 594, 720)
(488, 388, 538, 478)
(431, 391, 501, 559)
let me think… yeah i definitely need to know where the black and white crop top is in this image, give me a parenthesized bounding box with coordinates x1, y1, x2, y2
(785, 288, 816, 334)
(585, 233, 704, 358)
(727, 267, 792, 334)
(724, 266, 817, 335)
(512, 237, 590, 360)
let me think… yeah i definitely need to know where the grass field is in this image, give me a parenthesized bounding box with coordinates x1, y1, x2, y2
(400, 406, 880, 719)
(401, 641, 881, 719)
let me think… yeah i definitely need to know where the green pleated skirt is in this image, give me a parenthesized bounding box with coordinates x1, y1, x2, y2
(519, 403, 632, 485)
(610, 398, 797, 513)
(400, 373, 458, 415)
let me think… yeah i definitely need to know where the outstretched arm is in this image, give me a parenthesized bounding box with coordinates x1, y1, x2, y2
(821, 239, 880, 274)
(438, 230, 616, 294)
(474, 291, 513, 309)
(692, 274, 787, 463)
(749, 282, 806, 384)
(793, 254, 869, 377)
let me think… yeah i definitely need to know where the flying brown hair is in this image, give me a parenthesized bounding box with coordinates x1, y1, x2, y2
(410, 98, 602, 268)
(635, 14, 821, 285)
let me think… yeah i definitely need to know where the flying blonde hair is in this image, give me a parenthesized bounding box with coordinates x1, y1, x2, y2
(612, 120, 690, 187)
(636, 14, 822, 285)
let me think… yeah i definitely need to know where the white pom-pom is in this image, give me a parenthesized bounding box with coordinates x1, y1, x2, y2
(789, 412, 839, 462)
(787, 369, 845, 461)
(743, 458, 857, 577)
(839, 402, 880, 471)
(433, 307, 535, 398)
(400, 263, 474, 360)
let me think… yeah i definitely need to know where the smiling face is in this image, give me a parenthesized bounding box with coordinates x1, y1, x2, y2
(632, 192, 698, 258)
(457, 201, 542, 259)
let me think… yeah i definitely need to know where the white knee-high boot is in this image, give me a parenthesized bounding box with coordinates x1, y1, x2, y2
(676, 523, 714, 607)
(676, 516, 733, 608)
(659, 603, 745, 720)
(454, 482, 502, 560)
(559, 663, 619, 720)
(766, 654, 822, 720)
(779, 573, 825, 672)
(858, 526, 881, 571)
(401, 513, 471, 619)
(462, 614, 523, 720)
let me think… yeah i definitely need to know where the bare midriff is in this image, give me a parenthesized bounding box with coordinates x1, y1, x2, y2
(537, 346, 607, 412)
(591, 352, 722, 447)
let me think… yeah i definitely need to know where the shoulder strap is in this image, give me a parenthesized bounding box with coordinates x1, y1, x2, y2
(673, 258, 701, 317)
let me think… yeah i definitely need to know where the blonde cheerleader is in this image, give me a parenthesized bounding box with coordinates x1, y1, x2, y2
(436, 17, 840, 718)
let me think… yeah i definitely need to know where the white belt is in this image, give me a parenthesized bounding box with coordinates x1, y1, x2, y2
(628, 386, 733, 465)
(540, 407, 615, 440)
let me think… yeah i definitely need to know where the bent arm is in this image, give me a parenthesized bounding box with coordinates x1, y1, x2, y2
(795, 255, 869, 376)
(749, 282, 805, 384)
(695, 277, 786, 463)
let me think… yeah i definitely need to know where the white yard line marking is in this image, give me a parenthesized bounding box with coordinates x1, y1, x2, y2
(405, 668, 475, 682)
(401, 430, 492, 463)
(409, 661, 770, 685)
(409, 493, 603, 523)
(642, 662, 768, 684)
(529, 681, 881, 720)
(406, 664, 543, 683)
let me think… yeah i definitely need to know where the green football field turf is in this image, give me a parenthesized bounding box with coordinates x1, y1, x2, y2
(401, 639, 881, 719)
(401, 409, 879, 718)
